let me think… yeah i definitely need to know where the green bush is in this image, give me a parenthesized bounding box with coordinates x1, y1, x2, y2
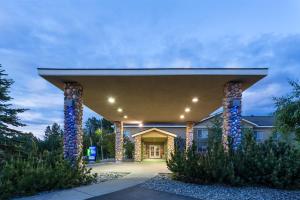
(0, 152, 97, 199)
(167, 132, 300, 189)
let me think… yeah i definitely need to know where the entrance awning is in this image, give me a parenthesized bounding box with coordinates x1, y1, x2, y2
(132, 128, 177, 138)
(38, 67, 267, 123)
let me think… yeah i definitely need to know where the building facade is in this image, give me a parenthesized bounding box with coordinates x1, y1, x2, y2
(123, 115, 275, 159)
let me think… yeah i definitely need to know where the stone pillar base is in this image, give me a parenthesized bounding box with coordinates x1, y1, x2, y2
(167, 136, 175, 160)
(64, 82, 83, 165)
(134, 135, 142, 162)
(222, 81, 242, 150)
(115, 121, 123, 162)
(186, 122, 194, 151)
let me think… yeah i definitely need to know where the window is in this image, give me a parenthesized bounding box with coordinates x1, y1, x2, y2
(255, 131, 264, 142)
(197, 129, 208, 139)
(196, 129, 208, 153)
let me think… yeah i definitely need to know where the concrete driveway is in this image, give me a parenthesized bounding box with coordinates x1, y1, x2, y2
(91, 159, 169, 176)
(87, 185, 197, 200)
(16, 160, 170, 200)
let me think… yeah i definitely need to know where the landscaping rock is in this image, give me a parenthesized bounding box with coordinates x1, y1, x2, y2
(141, 173, 300, 200)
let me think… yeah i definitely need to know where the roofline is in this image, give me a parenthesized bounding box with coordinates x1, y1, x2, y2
(195, 113, 222, 126)
(242, 118, 259, 126)
(124, 125, 186, 128)
(131, 128, 177, 138)
(38, 67, 268, 77)
(255, 126, 275, 128)
(195, 113, 275, 128)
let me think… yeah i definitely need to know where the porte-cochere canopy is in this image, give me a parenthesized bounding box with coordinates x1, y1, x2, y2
(38, 68, 267, 123)
(38, 67, 268, 162)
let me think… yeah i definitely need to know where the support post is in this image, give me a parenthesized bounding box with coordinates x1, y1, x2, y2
(186, 122, 194, 150)
(222, 81, 242, 150)
(134, 135, 142, 162)
(167, 136, 175, 160)
(64, 82, 83, 165)
(114, 121, 123, 162)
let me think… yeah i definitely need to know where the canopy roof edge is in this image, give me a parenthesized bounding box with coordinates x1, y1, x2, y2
(38, 67, 268, 77)
(132, 128, 177, 138)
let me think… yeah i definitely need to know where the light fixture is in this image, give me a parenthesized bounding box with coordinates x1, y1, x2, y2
(117, 108, 123, 112)
(180, 115, 185, 119)
(139, 123, 143, 127)
(123, 115, 128, 119)
(108, 97, 115, 104)
(185, 107, 191, 113)
(192, 97, 198, 103)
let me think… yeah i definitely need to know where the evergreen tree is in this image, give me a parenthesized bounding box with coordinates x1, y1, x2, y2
(0, 65, 27, 161)
(208, 117, 223, 151)
(83, 117, 115, 159)
(274, 80, 300, 142)
(43, 123, 63, 152)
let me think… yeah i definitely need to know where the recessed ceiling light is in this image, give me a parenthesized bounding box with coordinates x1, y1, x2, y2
(192, 97, 198, 103)
(108, 97, 115, 104)
(123, 115, 128, 119)
(117, 108, 123, 112)
(185, 107, 191, 113)
(180, 115, 185, 119)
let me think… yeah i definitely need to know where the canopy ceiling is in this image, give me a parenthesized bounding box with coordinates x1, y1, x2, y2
(38, 68, 267, 123)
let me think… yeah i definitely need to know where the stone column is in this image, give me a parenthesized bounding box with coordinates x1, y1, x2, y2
(222, 81, 242, 150)
(134, 135, 142, 162)
(115, 121, 123, 162)
(64, 82, 83, 165)
(167, 136, 175, 160)
(186, 122, 194, 150)
(142, 143, 147, 159)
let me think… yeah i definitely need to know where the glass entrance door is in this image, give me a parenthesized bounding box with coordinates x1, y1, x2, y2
(149, 145, 160, 159)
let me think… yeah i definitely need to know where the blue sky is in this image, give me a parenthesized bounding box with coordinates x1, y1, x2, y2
(1, 1, 300, 137)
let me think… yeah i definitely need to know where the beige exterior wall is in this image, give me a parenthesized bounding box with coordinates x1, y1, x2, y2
(253, 127, 274, 141)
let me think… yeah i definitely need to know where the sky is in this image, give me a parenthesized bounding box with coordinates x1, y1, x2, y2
(0, 1, 300, 138)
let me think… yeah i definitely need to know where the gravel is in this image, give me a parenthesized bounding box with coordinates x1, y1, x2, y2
(96, 172, 130, 183)
(141, 173, 300, 200)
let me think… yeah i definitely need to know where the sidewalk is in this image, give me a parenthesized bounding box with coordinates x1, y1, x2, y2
(15, 161, 169, 200)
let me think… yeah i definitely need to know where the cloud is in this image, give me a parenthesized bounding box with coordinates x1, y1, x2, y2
(7, 34, 300, 137)
(242, 83, 284, 115)
(12, 93, 63, 109)
(1, 1, 300, 137)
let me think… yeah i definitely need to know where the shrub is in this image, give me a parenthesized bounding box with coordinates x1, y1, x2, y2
(167, 132, 300, 189)
(0, 152, 97, 199)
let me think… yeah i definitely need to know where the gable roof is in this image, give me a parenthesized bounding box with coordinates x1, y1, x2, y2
(195, 113, 275, 127)
(243, 116, 275, 127)
(131, 128, 177, 138)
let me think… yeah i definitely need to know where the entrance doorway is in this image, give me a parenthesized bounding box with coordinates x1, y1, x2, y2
(149, 145, 160, 159)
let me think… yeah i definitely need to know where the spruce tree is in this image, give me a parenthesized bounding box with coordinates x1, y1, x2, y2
(43, 123, 63, 152)
(0, 64, 26, 161)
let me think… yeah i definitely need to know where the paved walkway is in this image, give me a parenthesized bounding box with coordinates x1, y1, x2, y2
(87, 185, 197, 200)
(16, 160, 169, 200)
